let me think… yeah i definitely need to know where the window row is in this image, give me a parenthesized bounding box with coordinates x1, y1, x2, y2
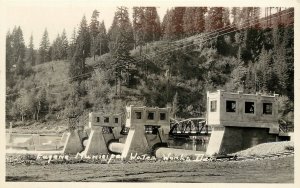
(96, 117, 119, 123)
(210, 100, 273, 115)
(133, 111, 167, 120)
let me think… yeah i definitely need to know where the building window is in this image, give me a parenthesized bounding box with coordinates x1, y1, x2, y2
(135, 112, 142, 119)
(96, 117, 100, 122)
(104, 117, 109, 123)
(115, 118, 119, 123)
(160, 113, 166, 120)
(263, 103, 272, 115)
(226, 101, 236, 112)
(210, 100, 217, 112)
(245, 102, 255, 114)
(148, 112, 155, 120)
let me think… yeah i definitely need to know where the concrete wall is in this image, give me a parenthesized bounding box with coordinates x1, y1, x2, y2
(89, 112, 121, 128)
(206, 126, 277, 155)
(63, 130, 84, 154)
(207, 90, 279, 133)
(125, 106, 170, 129)
(206, 91, 221, 125)
(206, 126, 225, 155)
(221, 127, 276, 154)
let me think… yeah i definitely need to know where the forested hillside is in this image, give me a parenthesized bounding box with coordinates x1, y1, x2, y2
(5, 7, 294, 127)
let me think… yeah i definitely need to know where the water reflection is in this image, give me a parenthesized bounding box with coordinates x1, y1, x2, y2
(168, 136, 210, 152)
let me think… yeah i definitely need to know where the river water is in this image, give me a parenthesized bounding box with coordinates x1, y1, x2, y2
(168, 136, 210, 152)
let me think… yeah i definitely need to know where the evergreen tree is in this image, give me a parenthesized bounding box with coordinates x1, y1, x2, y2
(162, 7, 185, 40)
(194, 7, 207, 34)
(68, 16, 92, 84)
(222, 8, 231, 27)
(231, 7, 241, 28)
(68, 39, 87, 83)
(90, 10, 100, 60)
(284, 25, 294, 100)
(240, 7, 261, 28)
(183, 7, 195, 36)
(255, 47, 273, 92)
(77, 15, 91, 58)
(6, 31, 13, 72)
(108, 6, 134, 96)
(27, 34, 35, 66)
(11, 26, 26, 65)
(36, 88, 48, 120)
(15, 56, 25, 76)
(51, 34, 61, 61)
(243, 27, 263, 62)
(144, 7, 161, 42)
(205, 7, 224, 32)
(97, 21, 109, 56)
(60, 29, 69, 59)
(39, 28, 50, 63)
(162, 9, 175, 39)
(133, 7, 146, 48)
(172, 7, 186, 39)
(68, 28, 77, 60)
(108, 6, 134, 54)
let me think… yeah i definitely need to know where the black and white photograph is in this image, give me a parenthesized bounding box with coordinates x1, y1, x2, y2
(1, 0, 298, 185)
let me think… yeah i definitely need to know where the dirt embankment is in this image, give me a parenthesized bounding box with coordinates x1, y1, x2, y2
(234, 141, 294, 157)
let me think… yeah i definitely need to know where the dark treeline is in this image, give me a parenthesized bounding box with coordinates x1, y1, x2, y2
(6, 7, 294, 127)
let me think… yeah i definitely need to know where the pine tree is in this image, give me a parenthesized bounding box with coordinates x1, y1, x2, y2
(144, 7, 161, 42)
(205, 7, 224, 32)
(222, 8, 231, 27)
(77, 15, 91, 59)
(39, 28, 50, 63)
(183, 7, 195, 36)
(28, 34, 35, 65)
(240, 7, 260, 28)
(162, 9, 174, 39)
(255, 47, 273, 92)
(69, 40, 87, 83)
(68, 28, 77, 60)
(68, 16, 92, 84)
(11, 26, 26, 65)
(108, 6, 134, 96)
(16, 56, 25, 76)
(172, 7, 186, 39)
(194, 7, 207, 34)
(108, 6, 134, 55)
(90, 10, 100, 60)
(60, 29, 69, 59)
(133, 7, 146, 48)
(97, 21, 109, 56)
(231, 7, 241, 28)
(51, 34, 61, 61)
(6, 31, 13, 72)
(36, 88, 48, 120)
